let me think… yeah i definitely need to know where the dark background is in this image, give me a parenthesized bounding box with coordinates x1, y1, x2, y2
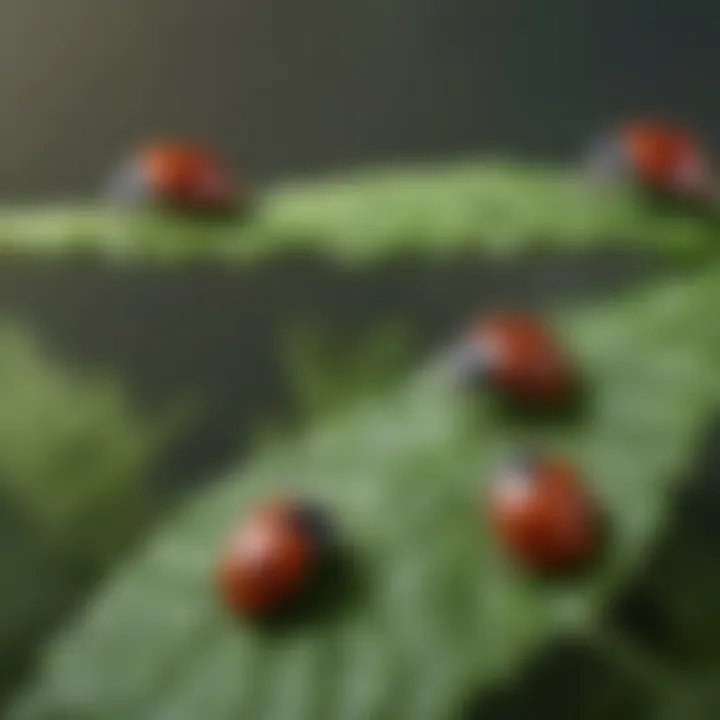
(0, 0, 713, 484)
(0, 0, 718, 199)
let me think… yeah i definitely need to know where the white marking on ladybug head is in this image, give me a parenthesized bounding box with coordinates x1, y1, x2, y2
(236, 522, 278, 569)
(493, 469, 534, 510)
(586, 136, 627, 186)
(105, 160, 148, 205)
(449, 338, 489, 380)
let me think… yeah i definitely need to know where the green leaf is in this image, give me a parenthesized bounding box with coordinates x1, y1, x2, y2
(466, 636, 650, 718)
(0, 323, 171, 707)
(0, 325, 172, 565)
(651, 671, 720, 720)
(280, 320, 416, 419)
(12, 269, 720, 719)
(0, 162, 717, 264)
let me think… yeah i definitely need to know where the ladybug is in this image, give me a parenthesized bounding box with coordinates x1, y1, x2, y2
(456, 313, 576, 407)
(108, 141, 238, 214)
(487, 453, 599, 573)
(217, 499, 337, 617)
(588, 120, 713, 200)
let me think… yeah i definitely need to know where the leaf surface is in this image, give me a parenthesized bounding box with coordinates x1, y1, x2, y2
(0, 162, 716, 264)
(12, 269, 720, 719)
(0, 324, 169, 707)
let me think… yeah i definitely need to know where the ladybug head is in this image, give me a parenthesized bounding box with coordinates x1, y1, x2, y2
(586, 134, 631, 187)
(501, 448, 541, 477)
(450, 335, 496, 386)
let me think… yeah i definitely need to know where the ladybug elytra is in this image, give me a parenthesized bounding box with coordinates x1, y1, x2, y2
(488, 454, 599, 573)
(457, 313, 576, 407)
(217, 499, 336, 617)
(588, 120, 713, 201)
(108, 141, 238, 214)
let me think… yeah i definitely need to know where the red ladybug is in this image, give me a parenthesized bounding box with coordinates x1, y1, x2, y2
(217, 499, 335, 617)
(457, 313, 575, 406)
(488, 454, 599, 572)
(589, 120, 713, 200)
(109, 141, 237, 214)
